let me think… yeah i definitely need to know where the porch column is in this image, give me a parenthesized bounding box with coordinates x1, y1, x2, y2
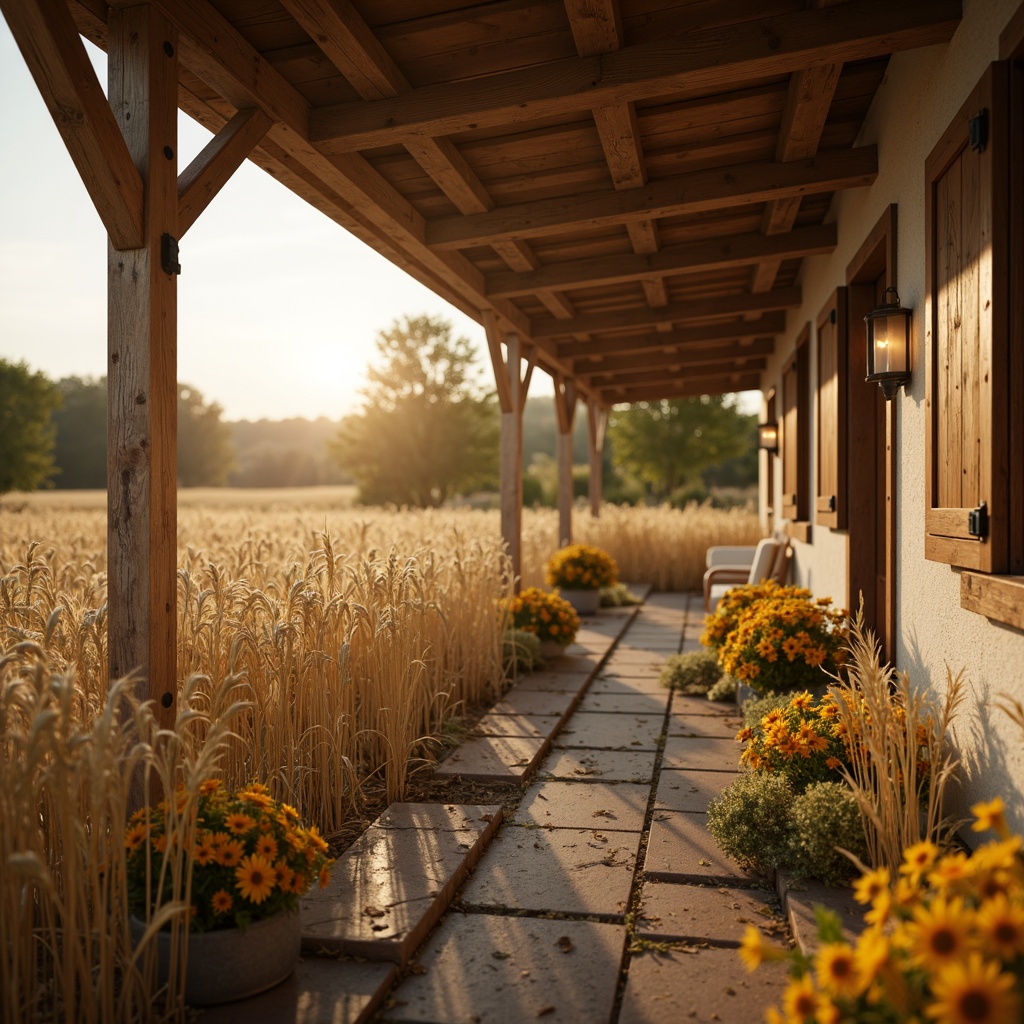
(587, 399, 607, 517)
(555, 376, 577, 546)
(484, 312, 533, 589)
(107, 5, 179, 726)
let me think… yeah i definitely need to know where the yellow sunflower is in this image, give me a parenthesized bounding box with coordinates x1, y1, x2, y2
(782, 974, 820, 1021)
(225, 812, 256, 835)
(814, 942, 863, 999)
(908, 896, 973, 970)
(211, 889, 233, 915)
(975, 893, 1024, 961)
(925, 953, 1020, 1024)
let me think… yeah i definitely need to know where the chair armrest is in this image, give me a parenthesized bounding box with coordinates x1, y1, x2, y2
(705, 545, 756, 570)
(702, 565, 754, 610)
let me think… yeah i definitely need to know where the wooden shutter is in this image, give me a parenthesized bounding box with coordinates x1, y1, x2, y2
(781, 326, 810, 522)
(925, 63, 1010, 571)
(815, 289, 848, 529)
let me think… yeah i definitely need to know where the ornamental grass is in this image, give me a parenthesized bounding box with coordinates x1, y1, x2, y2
(741, 800, 1024, 1024)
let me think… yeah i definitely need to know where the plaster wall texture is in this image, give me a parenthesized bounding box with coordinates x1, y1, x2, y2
(760, 0, 1024, 835)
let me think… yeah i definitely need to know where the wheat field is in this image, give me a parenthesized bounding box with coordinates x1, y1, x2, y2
(0, 492, 758, 1019)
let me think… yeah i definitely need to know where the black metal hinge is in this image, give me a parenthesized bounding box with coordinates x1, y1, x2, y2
(969, 109, 989, 152)
(968, 501, 989, 540)
(161, 233, 181, 276)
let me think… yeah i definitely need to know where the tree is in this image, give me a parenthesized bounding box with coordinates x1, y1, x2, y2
(52, 376, 107, 488)
(177, 383, 235, 487)
(330, 315, 499, 506)
(608, 395, 755, 501)
(0, 359, 61, 495)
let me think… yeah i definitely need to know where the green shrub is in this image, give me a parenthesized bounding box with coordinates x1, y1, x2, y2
(706, 673, 737, 702)
(707, 772, 794, 875)
(502, 628, 542, 675)
(659, 649, 722, 694)
(787, 782, 867, 887)
(600, 583, 643, 607)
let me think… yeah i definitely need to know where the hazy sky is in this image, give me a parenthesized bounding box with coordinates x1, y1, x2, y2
(0, 20, 757, 423)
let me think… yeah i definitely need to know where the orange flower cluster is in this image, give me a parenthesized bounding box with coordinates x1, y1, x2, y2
(738, 691, 851, 792)
(125, 779, 334, 932)
(700, 580, 813, 650)
(715, 589, 847, 696)
(500, 586, 580, 646)
(744, 799, 1024, 1023)
(544, 544, 618, 591)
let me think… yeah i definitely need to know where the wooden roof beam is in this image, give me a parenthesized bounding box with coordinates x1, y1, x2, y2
(310, 0, 961, 151)
(572, 339, 774, 376)
(533, 288, 802, 338)
(602, 373, 764, 404)
(2, 0, 144, 249)
(427, 148, 876, 249)
(487, 223, 836, 298)
(583, 358, 769, 388)
(556, 315, 785, 359)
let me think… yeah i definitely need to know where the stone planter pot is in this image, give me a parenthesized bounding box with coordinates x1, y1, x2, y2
(539, 639, 569, 660)
(132, 909, 301, 1006)
(558, 588, 601, 615)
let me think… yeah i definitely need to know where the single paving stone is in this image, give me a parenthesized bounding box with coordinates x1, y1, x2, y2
(604, 647, 665, 667)
(301, 805, 502, 963)
(374, 804, 502, 832)
(575, 690, 669, 715)
(779, 871, 867, 955)
(590, 674, 667, 695)
(619, 947, 791, 1024)
(653, 769, 733, 813)
(512, 670, 590, 693)
(473, 711, 562, 738)
(667, 710, 742, 738)
(644, 811, 757, 884)
(433, 735, 547, 783)
(661, 735, 742, 771)
(539, 748, 657, 784)
(551, 653, 604, 675)
(555, 711, 663, 751)
(671, 695, 738, 717)
(460, 827, 639, 917)
(199, 956, 397, 1024)
(383, 914, 625, 1024)
(515, 779, 649, 832)
(637, 882, 781, 945)
(488, 689, 579, 718)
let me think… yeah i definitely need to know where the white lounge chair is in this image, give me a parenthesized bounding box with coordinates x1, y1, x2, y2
(703, 537, 792, 612)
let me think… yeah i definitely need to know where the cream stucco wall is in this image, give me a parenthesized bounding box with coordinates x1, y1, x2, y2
(761, 0, 1024, 836)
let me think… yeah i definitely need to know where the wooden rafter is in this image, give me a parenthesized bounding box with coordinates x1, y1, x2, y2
(601, 373, 764, 403)
(1, 0, 143, 249)
(532, 288, 802, 338)
(310, 0, 960, 150)
(555, 316, 785, 360)
(427, 149, 877, 250)
(486, 224, 837, 298)
(583, 358, 769, 387)
(572, 339, 774, 376)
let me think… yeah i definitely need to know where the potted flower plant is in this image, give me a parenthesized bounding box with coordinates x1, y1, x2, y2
(499, 586, 580, 658)
(127, 778, 334, 1005)
(544, 543, 618, 615)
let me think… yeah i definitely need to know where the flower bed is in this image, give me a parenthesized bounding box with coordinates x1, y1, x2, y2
(499, 587, 580, 648)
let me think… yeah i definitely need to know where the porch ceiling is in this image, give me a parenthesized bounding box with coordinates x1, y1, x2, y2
(66, 0, 960, 407)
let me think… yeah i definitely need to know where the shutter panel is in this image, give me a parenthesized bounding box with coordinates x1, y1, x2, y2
(815, 289, 848, 529)
(925, 63, 1010, 571)
(781, 327, 809, 522)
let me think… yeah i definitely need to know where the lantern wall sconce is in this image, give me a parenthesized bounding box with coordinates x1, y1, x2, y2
(864, 287, 913, 400)
(757, 421, 779, 453)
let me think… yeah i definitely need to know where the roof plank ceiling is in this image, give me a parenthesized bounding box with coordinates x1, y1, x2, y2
(62, 0, 962, 406)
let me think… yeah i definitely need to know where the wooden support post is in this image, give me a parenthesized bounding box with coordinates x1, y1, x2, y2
(107, 5, 179, 727)
(587, 400, 607, 517)
(555, 376, 578, 546)
(496, 331, 532, 588)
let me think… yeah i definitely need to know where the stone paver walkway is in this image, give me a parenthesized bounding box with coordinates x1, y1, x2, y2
(204, 593, 793, 1024)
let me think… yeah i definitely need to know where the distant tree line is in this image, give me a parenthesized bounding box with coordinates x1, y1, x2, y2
(1, 321, 757, 506)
